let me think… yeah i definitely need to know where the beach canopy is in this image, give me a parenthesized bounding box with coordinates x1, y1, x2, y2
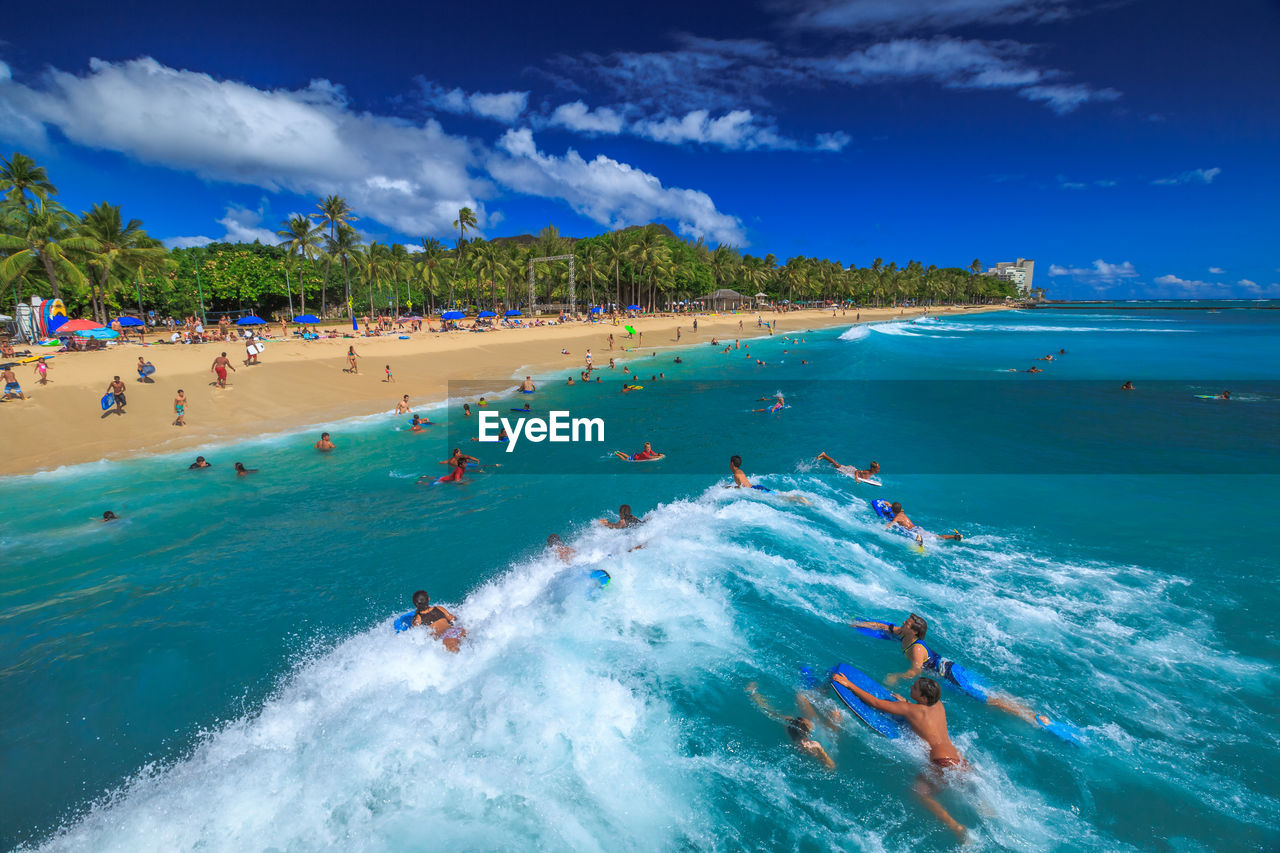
(626, 304, 640, 310)
(114, 316, 144, 327)
(590, 306, 602, 313)
(504, 309, 522, 317)
(236, 316, 266, 326)
(442, 310, 465, 319)
(477, 310, 496, 318)
(57, 318, 104, 333)
(292, 314, 321, 324)
(76, 328, 119, 340)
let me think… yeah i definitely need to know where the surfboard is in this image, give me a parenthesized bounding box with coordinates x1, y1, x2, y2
(830, 663, 902, 739)
(100, 392, 114, 411)
(1194, 394, 1225, 399)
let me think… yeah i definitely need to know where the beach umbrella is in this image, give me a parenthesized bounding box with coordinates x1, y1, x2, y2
(292, 314, 321, 324)
(115, 316, 144, 327)
(626, 304, 640, 310)
(76, 328, 120, 340)
(590, 307, 602, 313)
(58, 318, 104, 333)
(504, 309, 522, 317)
(478, 310, 496, 318)
(442, 311, 465, 320)
(236, 316, 266, 326)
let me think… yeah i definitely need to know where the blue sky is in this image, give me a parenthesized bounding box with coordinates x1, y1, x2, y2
(1, 0, 1276, 298)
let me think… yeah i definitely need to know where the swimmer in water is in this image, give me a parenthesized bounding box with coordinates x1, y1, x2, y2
(546, 533, 575, 563)
(102, 511, 118, 522)
(1218, 390, 1230, 399)
(615, 441, 663, 461)
(407, 590, 466, 652)
(519, 376, 536, 392)
(1121, 381, 1134, 391)
(440, 448, 480, 467)
(234, 462, 258, 476)
(314, 432, 336, 451)
(513, 402, 533, 412)
(599, 504, 644, 528)
(753, 394, 785, 413)
(831, 673, 969, 841)
(745, 682, 840, 770)
(188, 456, 212, 469)
(1026, 366, 1043, 374)
(815, 452, 880, 483)
(885, 502, 962, 541)
(409, 413, 431, 433)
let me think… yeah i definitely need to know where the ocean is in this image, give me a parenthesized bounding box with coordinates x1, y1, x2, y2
(2, 307, 1278, 851)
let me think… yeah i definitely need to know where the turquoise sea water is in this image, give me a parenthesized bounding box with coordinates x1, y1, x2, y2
(2, 308, 1278, 851)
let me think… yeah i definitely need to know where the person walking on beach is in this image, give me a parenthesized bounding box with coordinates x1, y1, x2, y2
(608, 333, 614, 350)
(136, 356, 155, 383)
(676, 326, 681, 342)
(831, 673, 969, 841)
(314, 432, 336, 452)
(172, 389, 186, 427)
(345, 346, 359, 374)
(395, 395, 411, 414)
(105, 376, 127, 415)
(210, 353, 235, 388)
(2, 366, 26, 400)
(384, 364, 394, 383)
(33, 357, 50, 385)
(745, 682, 840, 770)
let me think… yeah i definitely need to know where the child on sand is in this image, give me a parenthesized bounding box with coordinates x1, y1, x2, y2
(173, 389, 186, 427)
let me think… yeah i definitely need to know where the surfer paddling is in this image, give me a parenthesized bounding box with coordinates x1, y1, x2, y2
(615, 441, 663, 461)
(831, 673, 969, 841)
(599, 504, 644, 528)
(884, 502, 962, 541)
(815, 452, 880, 484)
(852, 613, 1082, 743)
(406, 590, 465, 652)
(753, 394, 785, 413)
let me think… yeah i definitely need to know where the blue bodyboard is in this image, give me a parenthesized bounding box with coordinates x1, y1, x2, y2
(100, 392, 114, 411)
(393, 610, 415, 633)
(830, 663, 902, 739)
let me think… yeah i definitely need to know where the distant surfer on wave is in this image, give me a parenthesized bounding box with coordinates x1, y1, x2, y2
(815, 452, 880, 484)
(885, 502, 962, 541)
(831, 673, 969, 841)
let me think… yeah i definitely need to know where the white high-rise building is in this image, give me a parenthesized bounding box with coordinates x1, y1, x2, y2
(986, 258, 1035, 295)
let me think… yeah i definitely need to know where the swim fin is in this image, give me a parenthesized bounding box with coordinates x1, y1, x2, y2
(1034, 714, 1085, 746)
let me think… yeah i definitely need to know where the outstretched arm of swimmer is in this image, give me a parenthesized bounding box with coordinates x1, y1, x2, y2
(745, 683, 786, 722)
(851, 619, 894, 631)
(832, 674, 912, 716)
(885, 645, 928, 685)
(796, 694, 842, 734)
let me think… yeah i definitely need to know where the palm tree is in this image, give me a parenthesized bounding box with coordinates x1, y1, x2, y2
(325, 224, 361, 323)
(276, 214, 323, 315)
(388, 243, 409, 315)
(450, 206, 477, 307)
(0, 152, 57, 208)
(416, 238, 446, 312)
(0, 199, 92, 300)
(359, 242, 392, 317)
(316, 195, 356, 316)
(77, 202, 171, 322)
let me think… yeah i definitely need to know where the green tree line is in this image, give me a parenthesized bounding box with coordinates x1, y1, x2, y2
(0, 152, 1018, 321)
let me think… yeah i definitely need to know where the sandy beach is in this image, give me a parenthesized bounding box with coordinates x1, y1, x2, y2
(1, 306, 1004, 477)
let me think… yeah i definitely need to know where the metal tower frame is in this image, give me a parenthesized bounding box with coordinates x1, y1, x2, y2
(528, 254, 575, 315)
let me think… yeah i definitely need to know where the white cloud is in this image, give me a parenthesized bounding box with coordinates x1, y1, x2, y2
(1152, 167, 1221, 186)
(1020, 83, 1120, 114)
(1048, 259, 1138, 283)
(164, 234, 215, 249)
(487, 128, 745, 245)
(1147, 274, 1278, 297)
(163, 204, 282, 247)
(1238, 278, 1257, 288)
(632, 109, 819, 150)
(788, 0, 1070, 33)
(421, 82, 529, 123)
(0, 57, 487, 237)
(1209, 266, 1225, 274)
(548, 101, 625, 134)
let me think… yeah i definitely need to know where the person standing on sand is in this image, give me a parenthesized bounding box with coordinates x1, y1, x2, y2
(105, 376, 127, 415)
(2, 366, 26, 400)
(608, 333, 614, 350)
(173, 389, 186, 427)
(384, 364, 394, 383)
(346, 346, 359, 374)
(395, 395, 411, 414)
(33, 357, 50, 386)
(210, 353, 235, 388)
